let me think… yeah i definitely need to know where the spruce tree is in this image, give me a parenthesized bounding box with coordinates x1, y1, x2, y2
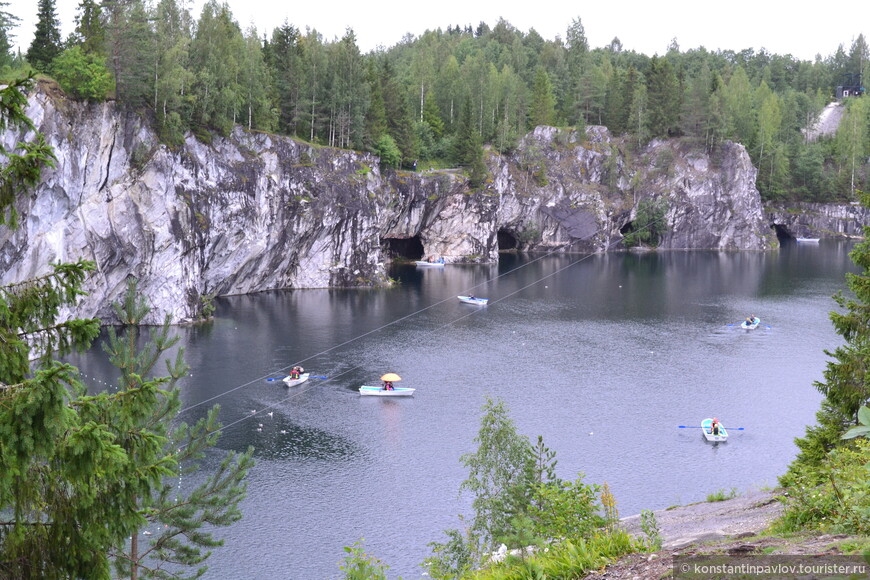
(453, 97, 487, 188)
(103, 280, 254, 579)
(25, 0, 62, 72)
(73, 0, 106, 56)
(0, 1, 18, 69)
(0, 78, 252, 579)
(0, 76, 122, 580)
(784, 190, 870, 482)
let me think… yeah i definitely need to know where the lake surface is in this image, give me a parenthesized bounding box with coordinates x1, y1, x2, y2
(72, 241, 859, 579)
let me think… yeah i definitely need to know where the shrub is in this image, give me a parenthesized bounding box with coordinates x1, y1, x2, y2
(51, 46, 113, 101)
(774, 439, 870, 534)
(640, 509, 662, 550)
(706, 488, 737, 502)
(339, 540, 390, 580)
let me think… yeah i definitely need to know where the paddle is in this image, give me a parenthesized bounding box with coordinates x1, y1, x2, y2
(678, 425, 745, 430)
(266, 375, 328, 382)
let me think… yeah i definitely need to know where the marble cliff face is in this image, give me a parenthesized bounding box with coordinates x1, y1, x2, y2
(1, 89, 779, 323)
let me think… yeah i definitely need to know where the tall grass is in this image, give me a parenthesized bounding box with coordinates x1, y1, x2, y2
(468, 530, 640, 580)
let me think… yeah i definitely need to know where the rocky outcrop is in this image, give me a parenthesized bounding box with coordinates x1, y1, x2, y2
(767, 202, 869, 240)
(1, 88, 775, 323)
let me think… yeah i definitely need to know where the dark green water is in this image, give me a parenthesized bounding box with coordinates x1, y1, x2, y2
(71, 241, 860, 579)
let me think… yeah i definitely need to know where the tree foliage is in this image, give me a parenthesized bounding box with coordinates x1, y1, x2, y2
(51, 46, 113, 100)
(426, 398, 609, 578)
(784, 190, 870, 482)
(25, 0, 62, 72)
(104, 280, 254, 579)
(0, 77, 251, 580)
(622, 197, 669, 248)
(9, 4, 870, 200)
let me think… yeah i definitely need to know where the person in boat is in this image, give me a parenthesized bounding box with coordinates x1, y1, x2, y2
(745, 316, 755, 325)
(711, 418, 720, 435)
(289, 367, 300, 380)
(382, 381, 394, 391)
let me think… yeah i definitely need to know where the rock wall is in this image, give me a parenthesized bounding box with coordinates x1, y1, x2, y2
(766, 202, 869, 239)
(1, 89, 776, 323)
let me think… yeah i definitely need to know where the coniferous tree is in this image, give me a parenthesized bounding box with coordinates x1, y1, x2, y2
(0, 76, 114, 579)
(0, 77, 56, 228)
(453, 97, 487, 187)
(73, 0, 105, 56)
(784, 190, 870, 482)
(267, 22, 305, 136)
(26, 0, 62, 72)
(529, 66, 556, 127)
(363, 59, 387, 149)
(645, 56, 681, 137)
(564, 17, 588, 124)
(152, 0, 194, 144)
(380, 58, 417, 167)
(0, 1, 18, 70)
(0, 77, 251, 579)
(103, 280, 254, 579)
(188, 0, 245, 135)
(240, 26, 275, 132)
(103, 0, 156, 106)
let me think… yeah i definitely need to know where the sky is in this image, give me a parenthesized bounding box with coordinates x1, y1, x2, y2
(7, 0, 867, 62)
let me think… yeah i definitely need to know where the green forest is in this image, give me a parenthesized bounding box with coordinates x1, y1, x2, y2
(4, 0, 869, 202)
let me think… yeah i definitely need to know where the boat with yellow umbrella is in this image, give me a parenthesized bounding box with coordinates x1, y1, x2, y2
(358, 372, 415, 396)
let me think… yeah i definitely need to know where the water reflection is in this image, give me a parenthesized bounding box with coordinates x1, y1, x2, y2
(66, 243, 859, 579)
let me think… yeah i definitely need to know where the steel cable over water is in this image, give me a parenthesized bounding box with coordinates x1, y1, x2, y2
(179, 214, 669, 441)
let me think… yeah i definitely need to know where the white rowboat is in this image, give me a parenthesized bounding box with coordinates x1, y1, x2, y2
(458, 295, 488, 305)
(359, 385, 415, 396)
(740, 317, 760, 330)
(283, 373, 310, 387)
(701, 418, 728, 442)
(796, 237, 820, 244)
(415, 260, 445, 267)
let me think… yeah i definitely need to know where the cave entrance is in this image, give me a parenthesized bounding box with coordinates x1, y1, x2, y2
(771, 224, 794, 243)
(497, 229, 518, 250)
(382, 235, 424, 261)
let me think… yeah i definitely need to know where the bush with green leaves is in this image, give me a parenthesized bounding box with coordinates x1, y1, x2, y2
(622, 197, 669, 248)
(426, 398, 632, 579)
(339, 540, 391, 580)
(467, 530, 638, 580)
(640, 510, 662, 551)
(774, 438, 870, 535)
(527, 475, 605, 541)
(374, 134, 402, 169)
(51, 46, 113, 101)
(842, 405, 870, 440)
(706, 488, 737, 502)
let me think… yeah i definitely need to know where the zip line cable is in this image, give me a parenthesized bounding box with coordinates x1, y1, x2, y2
(181, 212, 671, 442)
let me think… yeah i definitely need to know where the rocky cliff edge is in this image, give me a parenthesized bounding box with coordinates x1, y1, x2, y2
(1, 88, 775, 323)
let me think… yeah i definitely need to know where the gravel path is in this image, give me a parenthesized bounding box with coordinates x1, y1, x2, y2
(806, 102, 844, 141)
